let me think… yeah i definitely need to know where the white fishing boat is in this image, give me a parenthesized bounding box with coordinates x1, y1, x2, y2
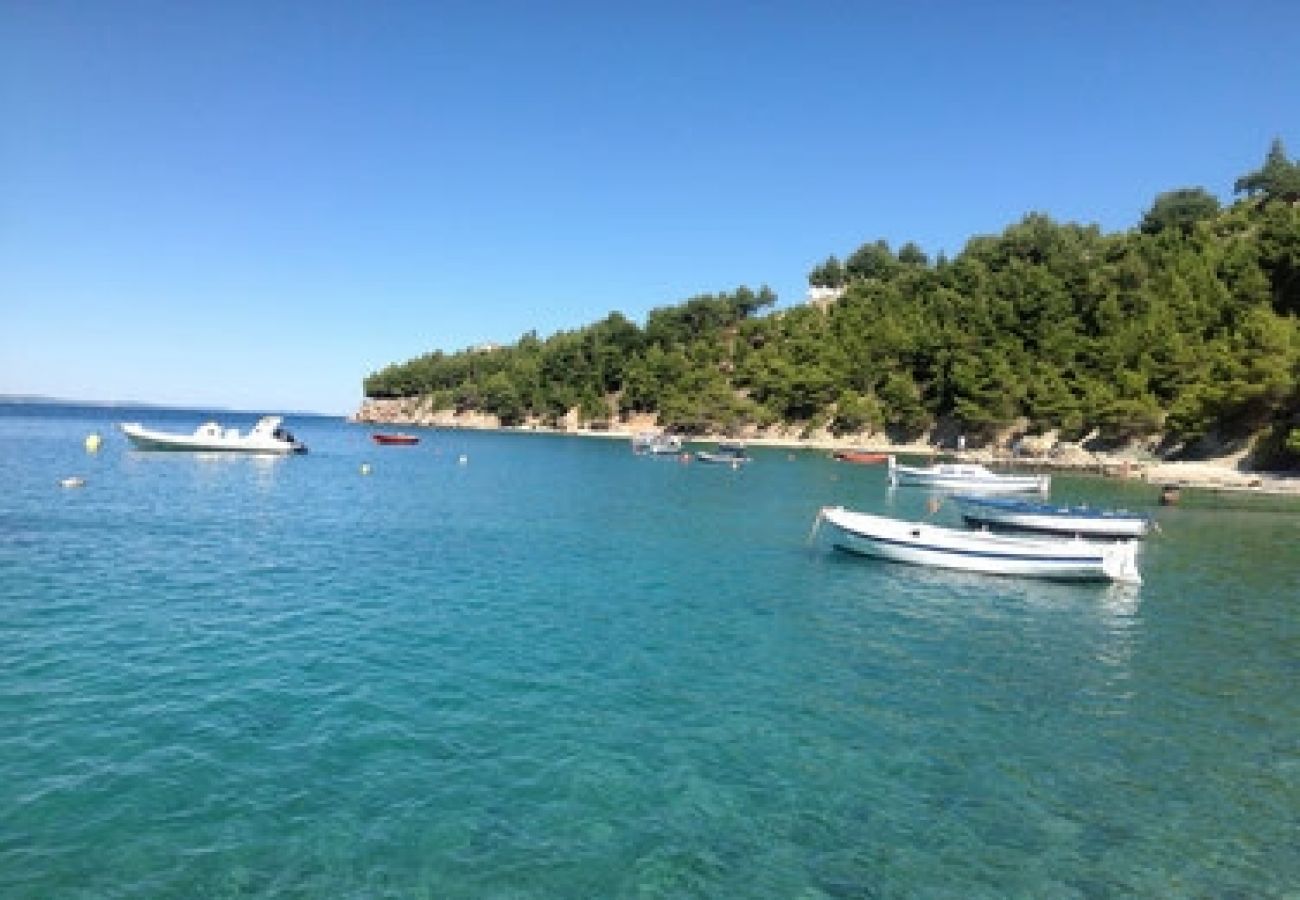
(888, 455, 1049, 493)
(956, 495, 1151, 538)
(631, 432, 683, 455)
(696, 442, 751, 465)
(120, 416, 307, 454)
(814, 506, 1140, 583)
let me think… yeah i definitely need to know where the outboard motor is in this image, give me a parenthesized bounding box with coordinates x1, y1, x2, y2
(273, 424, 308, 453)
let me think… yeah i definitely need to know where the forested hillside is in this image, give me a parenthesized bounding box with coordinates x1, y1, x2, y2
(363, 142, 1300, 463)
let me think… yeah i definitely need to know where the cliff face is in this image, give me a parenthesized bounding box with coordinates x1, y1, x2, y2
(352, 400, 1167, 460)
(353, 396, 938, 446)
(353, 397, 502, 430)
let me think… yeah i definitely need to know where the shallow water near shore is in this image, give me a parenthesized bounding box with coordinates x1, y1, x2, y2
(3, 404, 1298, 897)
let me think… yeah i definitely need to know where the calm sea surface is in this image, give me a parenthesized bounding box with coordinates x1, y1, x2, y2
(2, 404, 1298, 898)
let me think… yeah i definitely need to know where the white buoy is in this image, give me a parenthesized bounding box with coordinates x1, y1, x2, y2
(84, 433, 103, 453)
(458, 454, 468, 465)
(359, 463, 372, 476)
(60, 476, 86, 488)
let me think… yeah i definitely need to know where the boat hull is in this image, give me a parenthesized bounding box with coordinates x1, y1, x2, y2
(891, 471, 1049, 492)
(834, 451, 888, 464)
(372, 434, 420, 445)
(819, 506, 1140, 583)
(631, 433, 682, 454)
(696, 452, 750, 465)
(958, 499, 1149, 538)
(121, 421, 306, 454)
(888, 456, 1049, 493)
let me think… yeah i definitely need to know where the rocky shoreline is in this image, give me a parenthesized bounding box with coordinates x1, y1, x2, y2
(354, 398, 1300, 497)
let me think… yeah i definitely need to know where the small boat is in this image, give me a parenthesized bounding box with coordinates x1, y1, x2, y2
(120, 416, 307, 454)
(833, 450, 889, 465)
(956, 495, 1151, 538)
(372, 433, 420, 445)
(888, 454, 1049, 493)
(815, 506, 1140, 583)
(632, 432, 682, 455)
(696, 442, 751, 465)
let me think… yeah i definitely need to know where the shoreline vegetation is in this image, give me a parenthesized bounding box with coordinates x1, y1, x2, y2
(361, 143, 1300, 495)
(352, 399, 1300, 497)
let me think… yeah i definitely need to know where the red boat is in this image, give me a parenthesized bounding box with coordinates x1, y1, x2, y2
(372, 433, 420, 446)
(833, 450, 888, 464)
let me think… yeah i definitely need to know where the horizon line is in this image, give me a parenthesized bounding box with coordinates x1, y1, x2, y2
(0, 393, 341, 418)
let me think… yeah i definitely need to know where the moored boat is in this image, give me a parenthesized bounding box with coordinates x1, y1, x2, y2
(888, 454, 1049, 493)
(814, 505, 1140, 583)
(632, 432, 683, 455)
(372, 433, 420, 445)
(696, 442, 751, 465)
(956, 495, 1151, 538)
(833, 450, 889, 464)
(120, 416, 307, 454)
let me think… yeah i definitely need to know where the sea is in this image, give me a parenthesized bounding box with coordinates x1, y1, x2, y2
(2, 402, 1297, 898)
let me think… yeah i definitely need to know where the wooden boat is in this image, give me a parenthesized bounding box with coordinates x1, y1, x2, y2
(814, 506, 1140, 583)
(372, 433, 420, 445)
(696, 442, 751, 465)
(888, 454, 1049, 493)
(833, 450, 889, 464)
(956, 495, 1150, 538)
(120, 416, 307, 454)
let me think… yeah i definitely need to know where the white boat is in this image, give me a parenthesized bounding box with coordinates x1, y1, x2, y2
(956, 495, 1150, 538)
(632, 432, 683, 455)
(888, 454, 1049, 493)
(120, 416, 307, 454)
(696, 442, 751, 465)
(814, 506, 1140, 583)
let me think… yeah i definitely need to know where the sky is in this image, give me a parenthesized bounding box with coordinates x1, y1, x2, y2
(2, 0, 1298, 414)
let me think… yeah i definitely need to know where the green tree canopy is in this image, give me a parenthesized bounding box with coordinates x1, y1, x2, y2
(1235, 138, 1300, 203)
(1140, 188, 1221, 235)
(365, 142, 1300, 465)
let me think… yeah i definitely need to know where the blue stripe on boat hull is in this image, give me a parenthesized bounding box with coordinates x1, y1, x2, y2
(957, 496, 1147, 520)
(830, 542, 1112, 581)
(835, 530, 1105, 564)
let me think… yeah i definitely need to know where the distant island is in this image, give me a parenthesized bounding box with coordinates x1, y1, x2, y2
(360, 140, 1300, 470)
(0, 396, 334, 418)
(0, 394, 184, 409)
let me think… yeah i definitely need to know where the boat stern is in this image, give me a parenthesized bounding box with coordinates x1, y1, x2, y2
(1102, 541, 1142, 584)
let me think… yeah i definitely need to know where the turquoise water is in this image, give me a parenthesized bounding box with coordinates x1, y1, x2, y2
(2, 405, 1298, 898)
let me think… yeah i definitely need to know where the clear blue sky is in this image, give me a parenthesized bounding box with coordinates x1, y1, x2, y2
(3, 0, 1297, 414)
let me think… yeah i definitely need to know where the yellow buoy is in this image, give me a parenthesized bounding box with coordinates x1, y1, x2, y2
(360, 463, 372, 476)
(84, 433, 102, 453)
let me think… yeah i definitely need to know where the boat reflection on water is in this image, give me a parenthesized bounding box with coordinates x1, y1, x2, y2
(1098, 581, 1142, 618)
(122, 442, 289, 492)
